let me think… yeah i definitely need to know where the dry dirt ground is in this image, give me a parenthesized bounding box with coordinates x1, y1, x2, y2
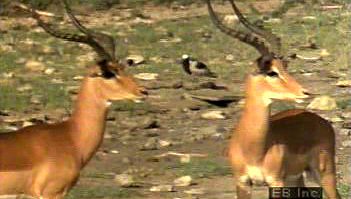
(0, 1, 351, 199)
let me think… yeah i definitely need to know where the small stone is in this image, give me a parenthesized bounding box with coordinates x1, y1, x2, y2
(44, 68, 55, 75)
(180, 155, 191, 163)
(126, 55, 145, 65)
(140, 138, 159, 151)
(134, 73, 158, 81)
(307, 96, 338, 111)
(149, 185, 174, 192)
(30, 96, 41, 104)
(159, 140, 172, 148)
(174, 176, 193, 187)
(302, 16, 317, 20)
(104, 132, 113, 139)
(25, 60, 46, 72)
(224, 15, 238, 24)
(342, 140, 351, 147)
(22, 121, 34, 127)
(42, 46, 55, 54)
(115, 174, 136, 187)
(330, 116, 343, 123)
(3, 72, 15, 78)
(110, 150, 119, 154)
(17, 84, 33, 92)
(266, 18, 281, 23)
(201, 111, 226, 120)
(341, 112, 351, 119)
(184, 188, 205, 195)
(320, 49, 330, 57)
(122, 157, 132, 164)
(225, 54, 235, 61)
(343, 122, 351, 129)
(73, 76, 84, 81)
(336, 80, 351, 87)
(340, 129, 351, 136)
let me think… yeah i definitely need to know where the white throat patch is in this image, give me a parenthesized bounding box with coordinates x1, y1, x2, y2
(106, 101, 112, 107)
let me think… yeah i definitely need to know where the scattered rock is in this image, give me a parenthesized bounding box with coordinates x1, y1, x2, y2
(225, 54, 235, 61)
(336, 80, 351, 87)
(224, 15, 238, 24)
(104, 132, 113, 139)
(320, 49, 330, 57)
(180, 155, 191, 163)
(114, 174, 136, 188)
(340, 129, 351, 136)
(44, 68, 55, 75)
(134, 73, 158, 81)
(266, 18, 281, 23)
(198, 82, 228, 90)
(201, 110, 226, 120)
(140, 138, 159, 151)
(173, 176, 193, 187)
(302, 16, 317, 20)
(343, 122, 351, 129)
(2, 72, 15, 78)
(149, 185, 174, 192)
(184, 188, 205, 195)
(110, 150, 119, 154)
(142, 120, 160, 129)
(307, 96, 338, 111)
(341, 112, 351, 119)
(159, 37, 182, 43)
(22, 121, 34, 127)
(342, 140, 351, 148)
(42, 46, 55, 54)
(330, 116, 343, 123)
(73, 76, 84, 81)
(25, 60, 46, 72)
(17, 84, 33, 92)
(122, 157, 132, 164)
(159, 140, 172, 148)
(126, 55, 145, 66)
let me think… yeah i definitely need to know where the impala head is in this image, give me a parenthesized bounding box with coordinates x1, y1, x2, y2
(207, 0, 310, 105)
(31, 0, 147, 102)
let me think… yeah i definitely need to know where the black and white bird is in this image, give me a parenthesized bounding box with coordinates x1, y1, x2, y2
(180, 54, 217, 78)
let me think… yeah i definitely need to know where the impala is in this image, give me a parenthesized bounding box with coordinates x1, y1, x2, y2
(0, 1, 147, 198)
(207, 0, 341, 198)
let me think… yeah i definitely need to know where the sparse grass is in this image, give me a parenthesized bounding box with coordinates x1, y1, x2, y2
(66, 186, 132, 199)
(337, 98, 351, 110)
(338, 183, 351, 198)
(173, 159, 232, 178)
(81, 171, 115, 179)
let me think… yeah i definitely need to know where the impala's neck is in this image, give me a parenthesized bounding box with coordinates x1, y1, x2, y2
(235, 77, 271, 164)
(69, 77, 109, 167)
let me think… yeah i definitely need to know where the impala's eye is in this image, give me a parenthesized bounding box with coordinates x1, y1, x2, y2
(266, 71, 279, 77)
(102, 71, 115, 79)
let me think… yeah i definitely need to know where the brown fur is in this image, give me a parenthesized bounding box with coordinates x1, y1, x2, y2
(0, 64, 146, 199)
(229, 60, 341, 199)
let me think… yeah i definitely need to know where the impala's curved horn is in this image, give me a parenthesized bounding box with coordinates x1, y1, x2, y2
(207, 0, 271, 56)
(30, 1, 115, 64)
(228, 0, 282, 55)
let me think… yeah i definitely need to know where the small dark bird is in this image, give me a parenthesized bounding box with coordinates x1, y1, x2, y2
(180, 54, 217, 78)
